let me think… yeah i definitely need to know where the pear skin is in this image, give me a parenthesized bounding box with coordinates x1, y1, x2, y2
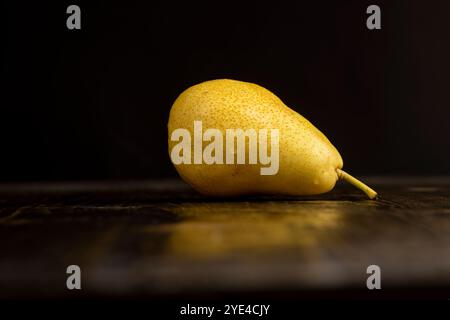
(168, 79, 377, 199)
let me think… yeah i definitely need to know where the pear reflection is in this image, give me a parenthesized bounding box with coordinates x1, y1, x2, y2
(157, 202, 348, 259)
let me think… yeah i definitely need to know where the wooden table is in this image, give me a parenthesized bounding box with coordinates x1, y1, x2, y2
(1, 177, 449, 299)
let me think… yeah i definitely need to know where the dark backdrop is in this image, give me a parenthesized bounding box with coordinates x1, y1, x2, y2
(3, 0, 450, 181)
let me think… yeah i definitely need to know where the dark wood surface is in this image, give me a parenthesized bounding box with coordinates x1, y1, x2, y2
(1, 177, 450, 299)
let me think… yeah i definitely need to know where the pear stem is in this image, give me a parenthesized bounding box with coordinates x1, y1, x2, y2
(336, 169, 378, 200)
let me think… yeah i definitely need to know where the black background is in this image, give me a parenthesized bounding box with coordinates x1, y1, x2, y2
(3, 0, 450, 181)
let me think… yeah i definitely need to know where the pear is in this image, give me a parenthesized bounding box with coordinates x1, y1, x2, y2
(168, 79, 377, 199)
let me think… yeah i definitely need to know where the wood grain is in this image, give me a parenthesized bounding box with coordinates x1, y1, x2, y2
(0, 177, 449, 299)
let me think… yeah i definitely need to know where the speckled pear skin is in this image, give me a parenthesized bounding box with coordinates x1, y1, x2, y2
(168, 79, 343, 196)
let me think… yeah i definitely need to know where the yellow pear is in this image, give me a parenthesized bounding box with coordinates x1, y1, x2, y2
(168, 79, 377, 199)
